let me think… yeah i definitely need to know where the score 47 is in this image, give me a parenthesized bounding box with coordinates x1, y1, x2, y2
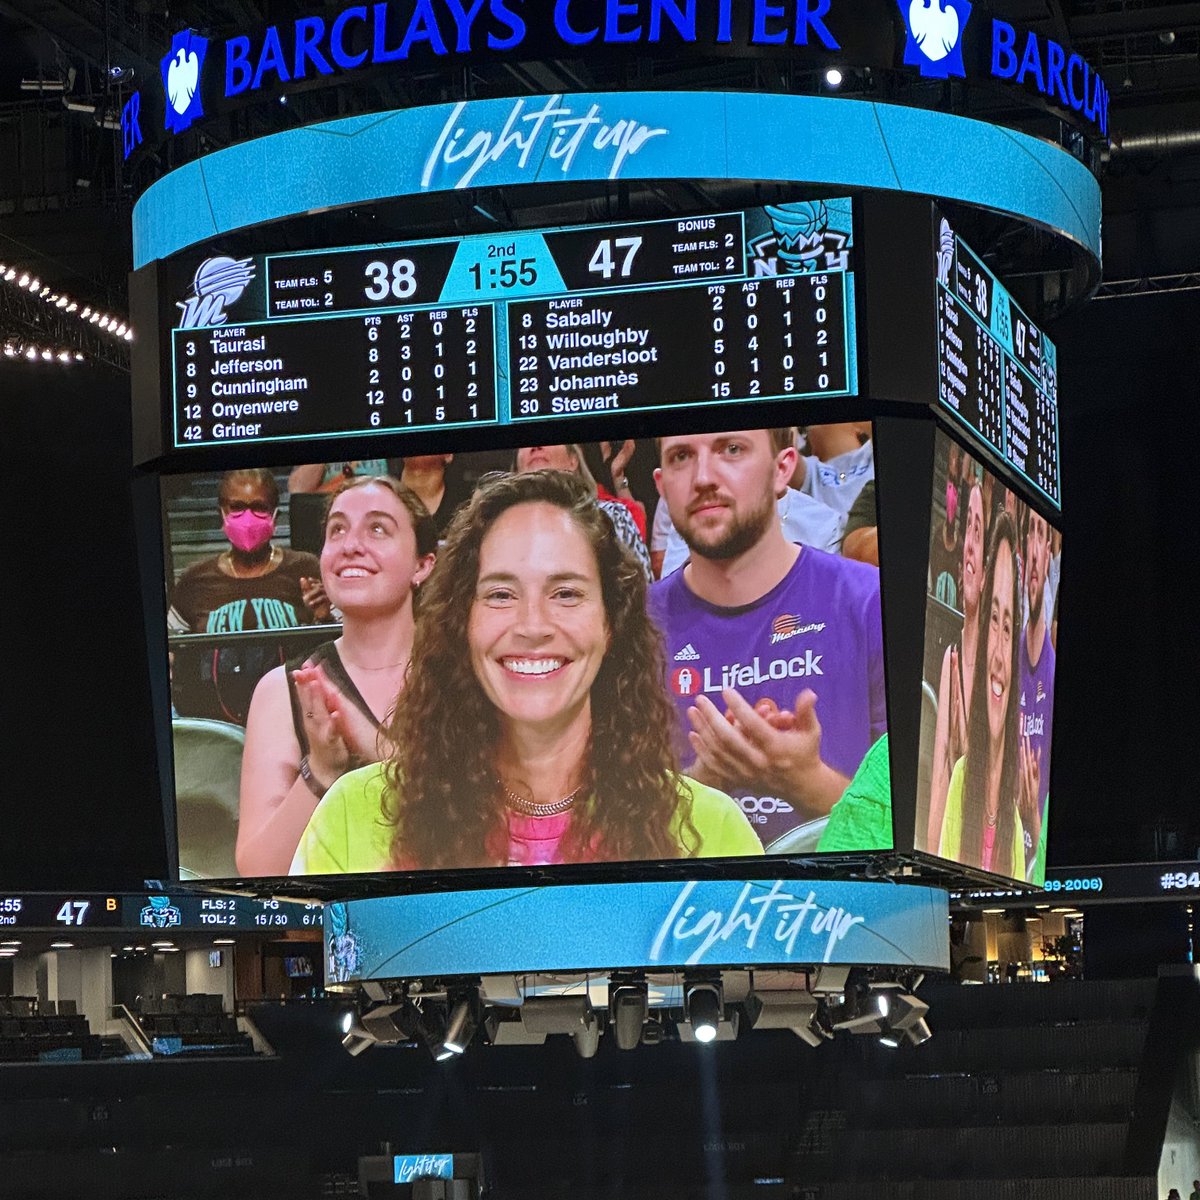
(588, 236, 642, 280)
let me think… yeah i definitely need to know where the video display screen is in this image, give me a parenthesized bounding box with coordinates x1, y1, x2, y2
(934, 207, 1060, 509)
(161, 422, 888, 879)
(914, 428, 1059, 883)
(163, 201, 856, 449)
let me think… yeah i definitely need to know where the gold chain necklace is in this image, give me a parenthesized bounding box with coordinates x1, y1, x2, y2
(500, 781, 585, 818)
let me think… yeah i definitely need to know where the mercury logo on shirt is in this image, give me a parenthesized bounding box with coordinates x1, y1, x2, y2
(770, 614, 827, 644)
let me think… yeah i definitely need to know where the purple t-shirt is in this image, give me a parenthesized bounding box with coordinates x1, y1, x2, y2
(648, 548, 887, 848)
(1018, 623, 1055, 817)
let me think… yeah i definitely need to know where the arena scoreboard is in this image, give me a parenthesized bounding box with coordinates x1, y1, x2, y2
(167, 203, 856, 449)
(934, 208, 1060, 508)
(0, 893, 320, 931)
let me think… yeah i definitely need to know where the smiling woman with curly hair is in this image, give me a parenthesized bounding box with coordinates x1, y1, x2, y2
(290, 469, 761, 873)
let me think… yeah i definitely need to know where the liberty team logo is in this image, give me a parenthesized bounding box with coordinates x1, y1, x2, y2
(162, 29, 208, 134)
(899, 0, 972, 79)
(140, 895, 182, 928)
(176, 256, 256, 330)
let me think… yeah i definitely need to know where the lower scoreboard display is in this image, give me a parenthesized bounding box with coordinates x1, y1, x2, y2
(0, 893, 320, 931)
(166, 201, 857, 448)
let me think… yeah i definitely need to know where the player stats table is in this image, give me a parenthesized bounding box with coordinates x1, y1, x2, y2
(168, 203, 857, 449)
(934, 210, 1060, 508)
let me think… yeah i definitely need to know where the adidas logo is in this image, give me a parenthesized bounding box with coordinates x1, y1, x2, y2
(674, 643, 700, 661)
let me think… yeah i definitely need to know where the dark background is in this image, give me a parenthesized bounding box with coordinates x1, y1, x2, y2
(2, 287, 1197, 888)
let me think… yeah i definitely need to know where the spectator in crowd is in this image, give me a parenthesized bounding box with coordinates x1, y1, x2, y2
(399, 453, 472, 541)
(1018, 504, 1055, 881)
(937, 511, 1024, 876)
(927, 479, 985, 852)
(649, 428, 886, 849)
(290, 470, 760, 873)
(598, 439, 647, 537)
(236, 477, 436, 876)
(515, 444, 652, 581)
(657, 425, 842, 578)
(792, 422, 874, 534)
(168, 468, 328, 634)
(840, 479, 878, 567)
(287, 461, 393, 494)
(929, 464, 964, 608)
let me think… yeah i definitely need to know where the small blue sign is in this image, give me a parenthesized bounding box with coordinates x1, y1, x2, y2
(394, 1155, 455, 1185)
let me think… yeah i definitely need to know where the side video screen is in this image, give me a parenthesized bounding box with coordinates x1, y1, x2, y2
(161, 422, 888, 880)
(915, 428, 1059, 883)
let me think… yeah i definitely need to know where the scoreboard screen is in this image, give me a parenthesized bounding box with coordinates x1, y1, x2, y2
(934, 209, 1060, 508)
(166, 201, 857, 448)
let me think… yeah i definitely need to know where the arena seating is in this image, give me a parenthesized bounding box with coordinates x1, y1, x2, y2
(133, 993, 255, 1057)
(0, 996, 101, 1063)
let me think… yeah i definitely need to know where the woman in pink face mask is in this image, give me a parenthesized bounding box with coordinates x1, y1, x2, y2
(167, 469, 330, 634)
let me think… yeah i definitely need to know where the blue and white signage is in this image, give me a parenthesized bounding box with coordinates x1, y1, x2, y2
(121, 0, 1110, 165)
(394, 1155, 455, 1184)
(133, 91, 1101, 271)
(900, 0, 971, 79)
(161, 29, 209, 135)
(322, 878, 950, 984)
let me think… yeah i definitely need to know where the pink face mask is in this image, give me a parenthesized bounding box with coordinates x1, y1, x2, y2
(223, 509, 275, 553)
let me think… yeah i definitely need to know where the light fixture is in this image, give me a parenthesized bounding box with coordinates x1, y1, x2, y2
(684, 979, 723, 1043)
(50, 941, 73, 949)
(609, 977, 649, 1050)
(213, 938, 235, 945)
(905, 1018, 933, 1046)
(442, 995, 478, 1055)
(824, 67, 844, 87)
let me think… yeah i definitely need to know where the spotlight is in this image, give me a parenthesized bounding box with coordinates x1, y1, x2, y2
(905, 1018, 933, 1046)
(572, 1007, 601, 1059)
(340, 1011, 354, 1035)
(825, 67, 844, 87)
(29, 278, 39, 292)
(746, 990, 823, 1045)
(56, 296, 69, 307)
(877, 1031, 901, 1049)
(18, 274, 29, 288)
(684, 979, 723, 1043)
(25, 347, 37, 360)
(442, 995, 477, 1055)
(66, 302, 77, 313)
(4, 269, 16, 280)
(609, 977, 649, 1050)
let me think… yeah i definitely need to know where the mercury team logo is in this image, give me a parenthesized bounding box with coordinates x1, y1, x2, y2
(770, 614, 827, 644)
(1036, 681, 1046, 703)
(899, 0, 972, 79)
(161, 29, 208, 134)
(671, 665, 702, 697)
(177, 256, 256, 330)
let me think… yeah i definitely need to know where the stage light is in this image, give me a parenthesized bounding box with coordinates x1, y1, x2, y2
(684, 980, 723, 1043)
(825, 67, 843, 87)
(609, 977, 649, 1050)
(443, 995, 477, 1055)
(18, 274, 29, 288)
(877, 1032, 901, 1049)
(745, 989, 824, 1046)
(340, 1011, 354, 1035)
(905, 1018, 933, 1046)
(572, 1007, 601, 1058)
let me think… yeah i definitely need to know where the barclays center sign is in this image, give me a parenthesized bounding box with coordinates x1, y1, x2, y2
(122, 0, 1110, 161)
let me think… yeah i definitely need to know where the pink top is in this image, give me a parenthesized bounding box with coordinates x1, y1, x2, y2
(981, 821, 997, 872)
(504, 810, 576, 867)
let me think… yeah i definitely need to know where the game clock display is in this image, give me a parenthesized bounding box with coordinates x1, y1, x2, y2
(167, 201, 857, 448)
